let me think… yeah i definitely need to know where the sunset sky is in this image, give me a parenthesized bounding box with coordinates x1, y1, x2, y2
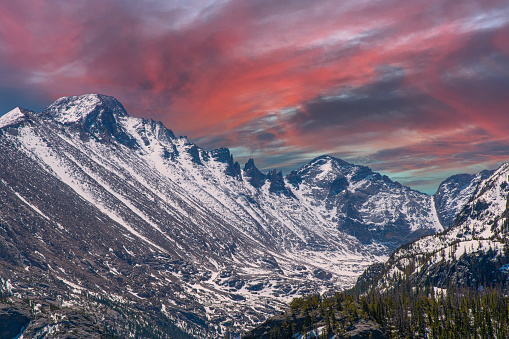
(1, 0, 509, 193)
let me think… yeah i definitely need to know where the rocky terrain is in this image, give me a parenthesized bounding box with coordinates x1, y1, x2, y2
(0, 94, 491, 337)
(244, 163, 509, 339)
(371, 162, 509, 291)
(433, 170, 493, 228)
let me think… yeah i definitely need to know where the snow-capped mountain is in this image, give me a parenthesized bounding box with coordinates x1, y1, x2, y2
(288, 156, 443, 246)
(374, 163, 509, 291)
(0, 94, 477, 337)
(433, 170, 493, 228)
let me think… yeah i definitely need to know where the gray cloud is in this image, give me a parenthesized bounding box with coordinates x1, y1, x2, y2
(292, 67, 455, 133)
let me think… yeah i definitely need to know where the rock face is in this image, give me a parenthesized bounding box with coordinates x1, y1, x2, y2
(241, 314, 384, 339)
(346, 320, 385, 339)
(0, 301, 31, 339)
(288, 155, 443, 246)
(0, 297, 181, 339)
(0, 94, 481, 338)
(433, 170, 493, 228)
(374, 163, 509, 291)
(243, 158, 266, 188)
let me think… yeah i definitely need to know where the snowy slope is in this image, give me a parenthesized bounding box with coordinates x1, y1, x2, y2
(376, 163, 509, 290)
(0, 94, 456, 338)
(433, 170, 493, 228)
(0, 107, 27, 129)
(290, 156, 443, 246)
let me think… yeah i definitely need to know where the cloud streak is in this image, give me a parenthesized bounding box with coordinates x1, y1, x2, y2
(1, 0, 509, 193)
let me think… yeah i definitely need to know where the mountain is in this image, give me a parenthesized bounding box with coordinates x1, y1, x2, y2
(243, 165, 509, 339)
(433, 170, 493, 228)
(372, 162, 509, 292)
(0, 94, 473, 338)
(287, 156, 442, 246)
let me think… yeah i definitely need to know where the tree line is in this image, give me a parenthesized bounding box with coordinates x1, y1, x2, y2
(263, 279, 509, 339)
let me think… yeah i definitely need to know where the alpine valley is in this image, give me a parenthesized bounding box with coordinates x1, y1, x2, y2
(0, 94, 501, 338)
(244, 153, 509, 339)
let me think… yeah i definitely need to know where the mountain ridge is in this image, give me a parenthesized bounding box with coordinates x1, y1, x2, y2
(243, 161, 509, 339)
(0, 93, 496, 338)
(366, 161, 509, 294)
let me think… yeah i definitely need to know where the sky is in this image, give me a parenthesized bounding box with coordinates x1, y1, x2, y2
(1, 0, 509, 194)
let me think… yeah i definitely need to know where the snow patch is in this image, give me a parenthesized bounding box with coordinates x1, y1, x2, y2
(0, 107, 26, 129)
(47, 94, 102, 124)
(13, 192, 50, 220)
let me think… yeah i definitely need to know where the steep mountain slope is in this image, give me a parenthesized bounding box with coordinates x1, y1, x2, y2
(0, 94, 449, 337)
(243, 166, 509, 339)
(288, 156, 442, 246)
(375, 163, 509, 291)
(433, 170, 493, 228)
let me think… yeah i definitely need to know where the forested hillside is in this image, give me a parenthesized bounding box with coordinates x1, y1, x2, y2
(243, 280, 509, 338)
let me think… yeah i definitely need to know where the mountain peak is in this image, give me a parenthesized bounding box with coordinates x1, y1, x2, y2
(244, 158, 256, 170)
(243, 159, 266, 188)
(311, 154, 351, 167)
(43, 94, 128, 124)
(0, 107, 29, 129)
(43, 94, 135, 146)
(267, 169, 295, 197)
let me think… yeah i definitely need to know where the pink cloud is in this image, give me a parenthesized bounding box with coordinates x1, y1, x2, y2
(1, 0, 509, 192)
